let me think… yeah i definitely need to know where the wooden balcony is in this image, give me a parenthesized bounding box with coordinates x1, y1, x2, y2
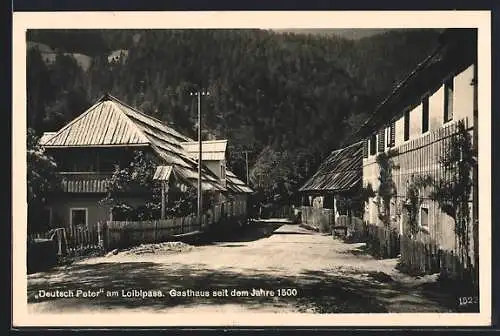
(57, 172, 113, 193)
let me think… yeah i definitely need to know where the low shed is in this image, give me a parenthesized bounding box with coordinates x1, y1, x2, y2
(298, 141, 364, 234)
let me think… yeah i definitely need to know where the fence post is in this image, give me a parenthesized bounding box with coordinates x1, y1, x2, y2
(98, 221, 108, 251)
(154, 220, 158, 243)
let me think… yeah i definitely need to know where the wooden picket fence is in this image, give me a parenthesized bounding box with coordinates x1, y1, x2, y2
(365, 224, 400, 259)
(266, 204, 295, 219)
(300, 206, 334, 233)
(399, 234, 440, 274)
(399, 234, 478, 286)
(28, 225, 101, 256)
(439, 249, 479, 287)
(364, 225, 478, 285)
(102, 216, 198, 250)
(337, 215, 365, 241)
(100, 200, 248, 251)
(27, 200, 248, 254)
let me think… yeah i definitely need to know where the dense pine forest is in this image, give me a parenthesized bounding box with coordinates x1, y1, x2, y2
(26, 28, 441, 203)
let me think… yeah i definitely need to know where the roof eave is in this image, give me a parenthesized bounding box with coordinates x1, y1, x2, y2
(42, 143, 151, 149)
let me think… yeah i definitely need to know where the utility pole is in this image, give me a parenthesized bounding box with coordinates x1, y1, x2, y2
(244, 151, 249, 185)
(231, 150, 251, 185)
(190, 90, 209, 228)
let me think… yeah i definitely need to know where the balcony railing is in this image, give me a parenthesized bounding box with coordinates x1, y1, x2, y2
(57, 172, 113, 193)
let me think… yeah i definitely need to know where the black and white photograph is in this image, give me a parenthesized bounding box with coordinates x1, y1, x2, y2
(12, 11, 491, 327)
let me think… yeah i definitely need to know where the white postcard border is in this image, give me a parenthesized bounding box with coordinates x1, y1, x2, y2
(12, 10, 492, 327)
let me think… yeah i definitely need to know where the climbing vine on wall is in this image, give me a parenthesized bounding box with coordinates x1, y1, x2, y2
(400, 121, 476, 266)
(404, 175, 434, 237)
(429, 120, 476, 264)
(375, 148, 399, 226)
(354, 183, 376, 219)
(361, 183, 376, 204)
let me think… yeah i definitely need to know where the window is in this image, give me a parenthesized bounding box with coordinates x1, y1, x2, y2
(220, 161, 226, 180)
(419, 205, 429, 230)
(444, 78, 454, 122)
(369, 134, 377, 156)
(70, 208, 88, 227)
(403, 110, 410, 141)
(325, 195, 335, 210)
(377, 129, 385, 152)
(422, 96, 429, 133)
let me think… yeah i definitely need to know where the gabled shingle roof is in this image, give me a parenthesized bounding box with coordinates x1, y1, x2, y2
(43, 99, 151, 147)
(347, 28, 477, 143)
(39, 132, 57, 145)
(299, 141, 363, 193)
(181, 140, 227, 161)
(42, 94, 226, 192)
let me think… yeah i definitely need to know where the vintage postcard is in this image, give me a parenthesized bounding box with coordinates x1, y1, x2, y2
(12, 11, 492, 327)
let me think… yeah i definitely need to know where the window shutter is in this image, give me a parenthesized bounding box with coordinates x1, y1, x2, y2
(363, 139, 369, 158)
(390, 122, 396, 147)
(377, 129, 385, 152)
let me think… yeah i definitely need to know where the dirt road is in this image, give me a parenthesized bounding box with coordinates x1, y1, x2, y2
(27, 221, 457, 314)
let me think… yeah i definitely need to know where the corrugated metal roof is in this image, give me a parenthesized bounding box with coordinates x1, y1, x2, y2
(42, 94, 226, 193)
(181, 140, 227, 161)
(153, 165, 173, 181)
(299, 141, 363, 193)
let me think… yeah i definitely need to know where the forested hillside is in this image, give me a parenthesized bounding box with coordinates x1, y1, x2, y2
(26, 28, 441, 202)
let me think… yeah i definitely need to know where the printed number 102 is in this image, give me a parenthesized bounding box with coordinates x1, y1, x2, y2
(277, 288, 298, 297)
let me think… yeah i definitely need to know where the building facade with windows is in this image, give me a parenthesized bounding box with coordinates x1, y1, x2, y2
(356, 29, 478, 255)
